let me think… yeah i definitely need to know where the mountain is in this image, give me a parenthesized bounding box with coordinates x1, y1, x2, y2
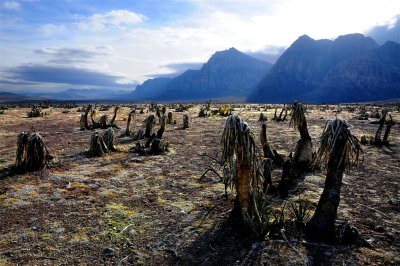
(132, 48, 272, 101)
(131, 77, 172, 100)
(248, 34, 400, 103)
(27, 89, 132, 100)
(0, 92, 47, 103)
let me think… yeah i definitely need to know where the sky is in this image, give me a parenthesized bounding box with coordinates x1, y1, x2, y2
(0, 0, 399, 93)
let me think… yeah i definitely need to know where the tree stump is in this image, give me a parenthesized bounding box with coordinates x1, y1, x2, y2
(25, 133, 50, 172)
(183, 114, 189, 129)
(167, 112, 173, 124)
(15, 132, 29, 168)
(98, 115, 109, 128)
(104, 128, 117, 151)
(263, 158, 273, 193)
(89, 132, 108, 156)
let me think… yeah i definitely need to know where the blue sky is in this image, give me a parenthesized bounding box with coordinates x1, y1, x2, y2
(1, 0, 399, 93)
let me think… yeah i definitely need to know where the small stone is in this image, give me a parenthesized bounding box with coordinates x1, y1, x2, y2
(374, 226, 386, 233)
(102, 247, 116, 257)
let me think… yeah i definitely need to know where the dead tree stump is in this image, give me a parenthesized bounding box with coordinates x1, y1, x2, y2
(373, 109, 388, 143)
(89, 132, 108, 156)
(263, 158, 273, 193)
(167, 112, 173, 124)
(104, 128, 117, 151)
(383, 114, 395, 144)
(183, 114, 189, 129)
(25, 133, 51, 172)
(125, 110, 136, 137)
(157, 115, 166, 139)
(15, 132, 29, 168)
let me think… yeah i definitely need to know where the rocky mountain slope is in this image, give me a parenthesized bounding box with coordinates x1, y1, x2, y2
(249, 34, 400, 103)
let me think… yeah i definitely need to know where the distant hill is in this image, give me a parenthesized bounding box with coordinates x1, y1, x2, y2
(27, 89, 132, 100)
(131, 77, 172, 100)
(0, 92, 47, 103)
(248, 34, 400, 103)
(132, 48, 272, 101)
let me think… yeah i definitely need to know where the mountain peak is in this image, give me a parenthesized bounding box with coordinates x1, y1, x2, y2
(286, 34, 316, 52)
(205, 47, 257, 66)
(227, 47, 239, 52)
(210, 47, 241, 58)
(295, 34, 315, 44)
(249, 33, 400, 103)
(298, 34, 313, 41)
(333, 33, 378, 49)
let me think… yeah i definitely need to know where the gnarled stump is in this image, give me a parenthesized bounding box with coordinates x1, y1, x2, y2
(167, 112, 173, 124)
(183, 114, 189, 129)
(15, 132, 29, 168)
(263, 158, 273, 193)
(125, 110, 136, 137)
(104, 128, 117, 151)
(26, 133, 50, 172)
(89, 132, 108, 156)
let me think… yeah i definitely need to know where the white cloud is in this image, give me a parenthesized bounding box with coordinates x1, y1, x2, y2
(69, 0, 400, 83)
(2, 1, 400, 88)
(3, 1, 20, 10)
(39, 24, 67, 36)
(77, 9, 146, 31)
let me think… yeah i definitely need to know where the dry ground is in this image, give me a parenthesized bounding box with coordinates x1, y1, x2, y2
(0, 104, 399, 265)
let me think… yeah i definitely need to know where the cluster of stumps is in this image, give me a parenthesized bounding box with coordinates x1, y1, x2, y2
(213, 102, 397, 246)
(5, 101, 398, 249)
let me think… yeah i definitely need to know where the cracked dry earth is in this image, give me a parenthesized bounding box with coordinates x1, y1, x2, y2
(0, 105, 399, 265)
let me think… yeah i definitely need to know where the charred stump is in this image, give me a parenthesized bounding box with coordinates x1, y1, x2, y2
(183, 114, 189, 129)
(167, 112, 173, 124)
(373, 109, 388, 144)
(89, 132, 108, 156)
(143, 115, 156, 138)
(104, 128, 117, 151)
(306, 119, 361, 240)
(125, 110, 136, 137)
(25, 133, 51, 172)
(262, 158, 273, 193)
(15, 132, 29, 168)
(382, 114, 395, 144)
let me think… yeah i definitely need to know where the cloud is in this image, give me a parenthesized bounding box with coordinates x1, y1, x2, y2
(0, 78, 34, 86)
(5, 64, 132, 88)
(366, 15, 400, 44)
(246, 46, 286, 64)
(39, 24, 67, 36)
(77, 9, 146, 31)
(145, 62, 204, 78)
(34, 47, 110, 64)
(163, 62, 204, 73)
(3, 1, 20, 10)
(1, 0, 400, 90)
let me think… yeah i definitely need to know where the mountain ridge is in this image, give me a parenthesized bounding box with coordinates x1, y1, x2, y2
(132, 47, 272, 101)
(248, 33, 400, 103)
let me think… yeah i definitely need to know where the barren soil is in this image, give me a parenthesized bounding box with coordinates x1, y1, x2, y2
(0, 104, 399, 265)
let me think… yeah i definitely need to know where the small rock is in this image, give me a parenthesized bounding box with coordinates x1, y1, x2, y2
(374, 225, 386, 233)
(102, 247, 116, 258)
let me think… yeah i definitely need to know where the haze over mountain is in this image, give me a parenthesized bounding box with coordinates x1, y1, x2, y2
(26, 88, 132, 101)
(0, 92, 46, 104)
(249, 33, 400, 103)
(132, 48, 272, 101)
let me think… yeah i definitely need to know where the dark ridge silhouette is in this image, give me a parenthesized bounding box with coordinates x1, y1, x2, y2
(248, 34, 400, 103)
